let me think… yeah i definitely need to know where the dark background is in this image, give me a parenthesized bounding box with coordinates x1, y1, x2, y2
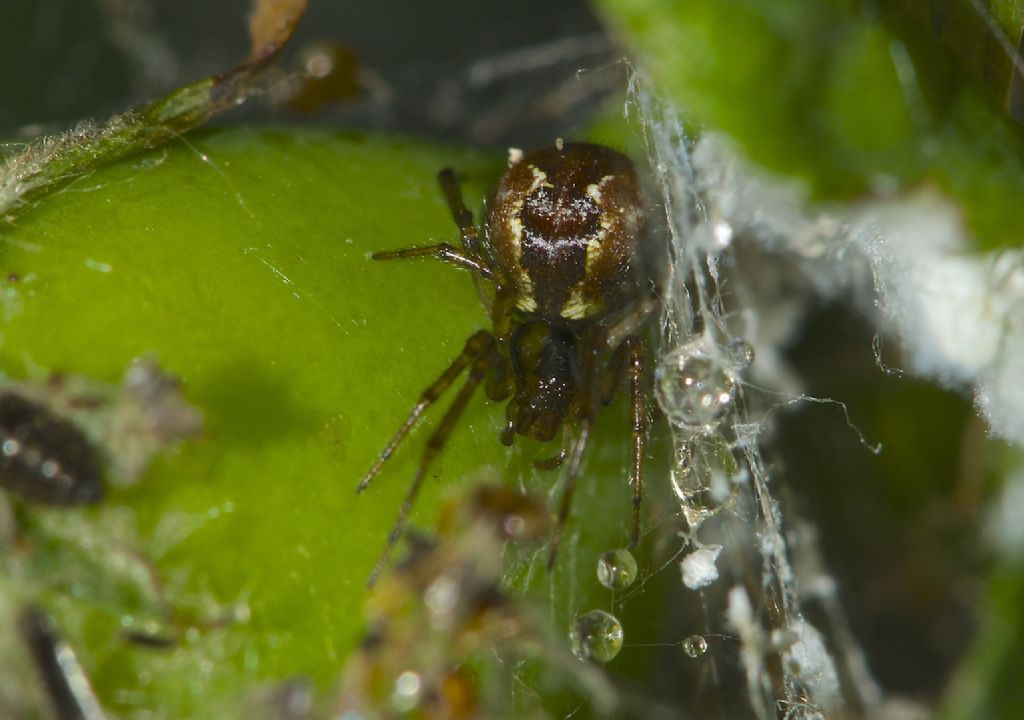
(1, 0, 618, 147)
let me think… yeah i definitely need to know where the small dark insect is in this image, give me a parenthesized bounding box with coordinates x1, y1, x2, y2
(0, 392, 103, 505)
(359, 141, 658, 584)
(20, 605, 107, 720)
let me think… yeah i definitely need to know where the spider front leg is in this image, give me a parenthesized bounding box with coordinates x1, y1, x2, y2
(549, 420, 592, 570)
(371, 244, 493, 278)
(357, 329, 495, 493)
(365, 332, 498, 587)
(438, 167, 480, 256)
(371, 169, 493, 279)
(594, 335, 649, 546)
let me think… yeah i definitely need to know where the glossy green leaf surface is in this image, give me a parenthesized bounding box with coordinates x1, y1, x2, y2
(0, 128, 666, 716)
(0, 129, 561, 716)
(2, 129, 495, 713)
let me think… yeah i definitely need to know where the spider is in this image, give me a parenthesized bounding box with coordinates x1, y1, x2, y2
(358, 141, 659, 585)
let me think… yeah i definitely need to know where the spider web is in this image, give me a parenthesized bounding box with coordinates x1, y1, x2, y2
(612, 10, 1024, 708)
(622, 70, 864, 719)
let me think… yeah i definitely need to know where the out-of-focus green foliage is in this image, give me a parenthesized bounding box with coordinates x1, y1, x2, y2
(597, 0, 1024, 251)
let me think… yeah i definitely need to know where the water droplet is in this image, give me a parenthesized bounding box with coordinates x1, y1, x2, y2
(424, 575, 459, 629)
(569, 610, 623, 663)
(391, 671, 422, 712)
(682, 635, 708, 658)
(726, 338, 754, 371)
(671, 432, 740, 529)
(596, 548, 638, 590)
(655, 346, 736, 430)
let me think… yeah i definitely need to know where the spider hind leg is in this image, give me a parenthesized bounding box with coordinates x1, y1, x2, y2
(357, 330, 494, 493)
(366, 332, 498, 587)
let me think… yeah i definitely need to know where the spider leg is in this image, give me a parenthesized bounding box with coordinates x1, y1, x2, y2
(534, 426, 571, 470)
(357, 330, 494, 493)
(438, 168, 480, 256)
(623, 336, 647, 548)
(491, 284, 516, 344)
(601, 339, 630, 406)
(547, 327, 606, 569)
(484, 348, 511, 403)
(367, 334, 497, 587)
(438, 168, 510, 320)
(548, 419, 591, 570)
(372, 243, 493, 279)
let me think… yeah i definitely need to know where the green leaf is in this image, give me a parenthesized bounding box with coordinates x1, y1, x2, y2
(1, 128, 488, 713)
(0, 127, 669, 717)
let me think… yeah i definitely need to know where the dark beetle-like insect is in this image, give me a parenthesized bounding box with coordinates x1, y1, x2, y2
(359, 141, 658, 583)
(0, 392, 103, 505)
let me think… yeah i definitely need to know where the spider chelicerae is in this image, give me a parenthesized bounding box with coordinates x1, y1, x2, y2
(358, 140, 660, 584)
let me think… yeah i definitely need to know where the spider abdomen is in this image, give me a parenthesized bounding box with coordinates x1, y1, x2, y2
(485, 143, 646, 322)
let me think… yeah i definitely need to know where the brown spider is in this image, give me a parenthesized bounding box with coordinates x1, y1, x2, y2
(358, 141, 659, 585)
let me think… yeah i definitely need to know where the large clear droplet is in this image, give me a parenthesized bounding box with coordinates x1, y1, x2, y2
(682, 634, 708, 658)
(726, 338, 754, 371)
(596, 548, 638, 590)
(569, 610, 623, 663)
(671, 432, 740, 530)
(655, 346, 736, 431)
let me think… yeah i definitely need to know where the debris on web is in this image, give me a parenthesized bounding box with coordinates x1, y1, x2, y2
(626, 39, 1024, 712)
(336, 484, 618, 719)
(681, 122, 1024, 448)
